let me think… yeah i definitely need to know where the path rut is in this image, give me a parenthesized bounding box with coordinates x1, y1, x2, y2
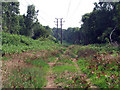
(44, 58, 58, 88)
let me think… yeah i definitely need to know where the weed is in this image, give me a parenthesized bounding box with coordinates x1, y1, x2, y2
(3, 67, 47, 88)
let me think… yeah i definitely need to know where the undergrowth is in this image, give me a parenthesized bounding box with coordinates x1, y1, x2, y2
(2, 32, 61, 55)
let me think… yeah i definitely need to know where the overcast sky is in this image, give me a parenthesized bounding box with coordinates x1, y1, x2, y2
(18, 0, 99, 29)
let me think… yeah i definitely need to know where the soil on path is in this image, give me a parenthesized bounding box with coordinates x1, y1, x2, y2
(43, 58, 58, 88)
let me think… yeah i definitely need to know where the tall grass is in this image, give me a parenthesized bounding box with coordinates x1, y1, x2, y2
(3, 67, 47, 88)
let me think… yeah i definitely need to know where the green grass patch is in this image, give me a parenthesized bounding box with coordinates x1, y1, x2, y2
(56, 54, 74, 64)
(57, 58, 74, 64)
(53, 65, 77, 73)
(26, 58, 49, 69)
(3, 67, 47, 88)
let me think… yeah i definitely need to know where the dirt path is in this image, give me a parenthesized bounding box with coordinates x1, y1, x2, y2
(44, 58, 58, 88)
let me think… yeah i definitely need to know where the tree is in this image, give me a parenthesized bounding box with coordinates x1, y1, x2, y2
(18, 15, 26, 35)
(24, 5, 38, 37)
(2, 2, 20, 34)
(79, 2, 117, 44)
(32, 23, 49, 39)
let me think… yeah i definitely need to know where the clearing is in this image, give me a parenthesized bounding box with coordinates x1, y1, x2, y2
(1, 44, 120, 88)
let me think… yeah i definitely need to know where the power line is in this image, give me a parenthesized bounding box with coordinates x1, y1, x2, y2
(19, 0, 51, 26)
(37, 15, 50, 25)
(19, 1, 27, 8)
(29, 0, 53, 19)
(54, 18, 65, 44)
(64, 0, 83, 28)
(65, 0, 72, 19)
(72, 0, 83, 15)
(24, 0, 30, 5)
(28, 0, 53, 26)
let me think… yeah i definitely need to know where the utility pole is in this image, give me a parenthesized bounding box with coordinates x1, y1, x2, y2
(60, 18, 64, 44)
(54, 18, 64, 44)
(54, 18, 59, 40)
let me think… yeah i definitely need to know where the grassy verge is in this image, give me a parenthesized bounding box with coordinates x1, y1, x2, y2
(4, 67, 47, 88)
(3, 57, 50, 88)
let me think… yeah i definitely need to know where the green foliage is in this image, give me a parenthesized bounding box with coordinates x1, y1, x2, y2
(2, 32, 60, 55)
(2, 2, 20, 34)
(32, 24, 50, 39)
(2, 2, 50, 40)
(18, 15, 26, 35)
(2, 32, 35, 48)
(24, 5, 37, 37)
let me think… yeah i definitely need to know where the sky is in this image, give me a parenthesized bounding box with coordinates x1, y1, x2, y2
(18, 0, 99, 29)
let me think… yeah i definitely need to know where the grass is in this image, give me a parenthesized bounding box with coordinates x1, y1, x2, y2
(3, 67, 47, 88)
(2, 32, 63, 88)
(56, 55, 74, 64)
(64, 44, 120, 88)
(53, 65, 77, 73)
(52, 65, 78, 88)
(77, 56, 119, 88)
(3, 57, 50, 88)
(2, 32, 120, 88)
(26, 58, 49, 69)
(56, 59, 74, 64)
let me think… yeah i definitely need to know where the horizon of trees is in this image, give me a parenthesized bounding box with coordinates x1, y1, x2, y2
(2, 2, 120, 45)
(52, 2, 120, 45)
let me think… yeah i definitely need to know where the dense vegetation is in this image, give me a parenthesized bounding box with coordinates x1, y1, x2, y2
(2, 32, 59, 55)
(2, 37, 119, 88)
(1, 1, 120, 89)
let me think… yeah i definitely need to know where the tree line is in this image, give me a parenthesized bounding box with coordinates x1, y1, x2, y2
(53, 2, 120, 45)
(2, 2, 52, 40)
(2, 2, 120, 45)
